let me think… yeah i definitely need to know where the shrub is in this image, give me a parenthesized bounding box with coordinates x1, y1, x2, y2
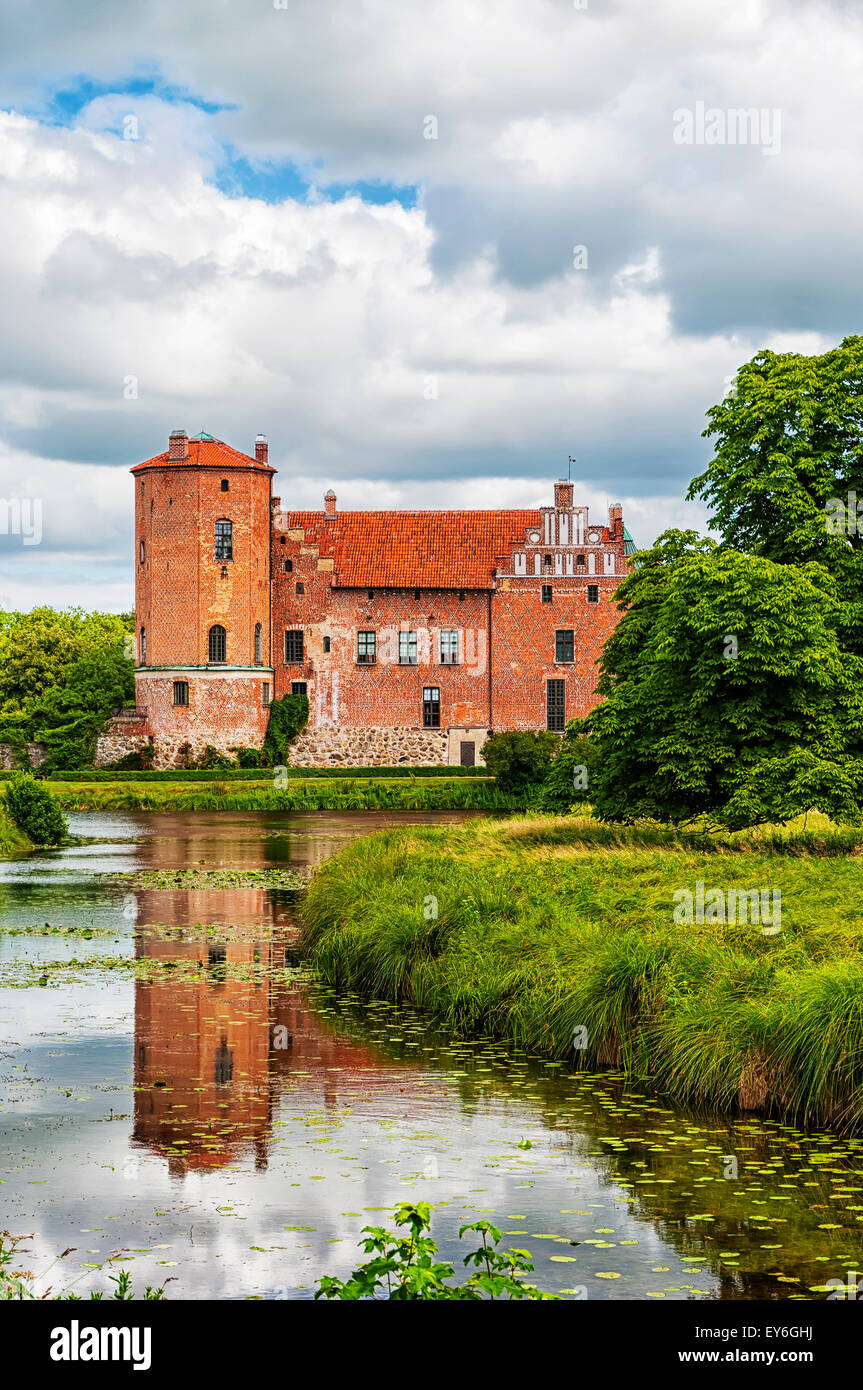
(196, 744, 234, 770)
(5, 772, 67, 845)
(539, 726, 598, 813)
(263, 693, 309, 765)
(480, 730, 558, 794)
(231, 746, 266, 769)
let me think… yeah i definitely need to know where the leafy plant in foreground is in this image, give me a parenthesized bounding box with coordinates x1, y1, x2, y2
(0, 1231, 165, 1300)
(5, 772, 67, 844)
(315, 1201, 557, 1300)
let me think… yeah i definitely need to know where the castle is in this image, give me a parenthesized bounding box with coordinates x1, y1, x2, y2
(103, 428, 633, 768)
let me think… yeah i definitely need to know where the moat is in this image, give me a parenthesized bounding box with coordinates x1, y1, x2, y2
(1, 810, 862, 1301)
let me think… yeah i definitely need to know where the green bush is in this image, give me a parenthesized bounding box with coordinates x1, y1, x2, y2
(5, 772, 67, 845)
(480, 730, 558, 794)
(263, 693, 309, 765)
(539, 726, 597, 812)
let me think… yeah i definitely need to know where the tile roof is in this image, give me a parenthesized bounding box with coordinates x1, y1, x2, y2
(131, 437, 273, 473)
(283, 509, 544, 589)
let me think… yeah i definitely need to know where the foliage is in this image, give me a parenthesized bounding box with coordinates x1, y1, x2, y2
(0, 608, 135, 770)
(301, 814, 863, 1131)
(0, 1231, 165, 1300)
(262, 692, 309, 765)
(0, 800, 32, 857)
(43, 764, 490, 782)
(579, 530, 863, 828)
(538, 727, 597, 813)
(231, 746, 267, 769)
(480, 730, 558, 795)
(104, 737, 155, 773)
(315, 1202, 556, 1300)
(5, 772, 67, 845)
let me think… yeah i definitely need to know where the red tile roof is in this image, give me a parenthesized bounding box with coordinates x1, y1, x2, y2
(131, 438, 274, 473)
(281, 509, 543, 588)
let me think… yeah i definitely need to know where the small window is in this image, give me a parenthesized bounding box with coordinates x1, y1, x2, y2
(368, 589, 375, 601)
(221, 479, 229, 492)
(209, 624, 227, 663)
(280, 536, 285, 545)
(262, 682, 270, 707)
(413, 589, 421, 601)
(399, 630, 418, 665)
(139, 539, 145, 564)
(440, 630, 459, 664)
(576, 554, 585, 569)
(140, 627, 146, 665)
(296, 582, 305, 595)
(543, 554, 552, 569)
(458, 590, 466, 602)
(291, 681, 307, 697)
(215, 519, 233, 561)
(555, 629, 574, 663)
(547, 679, 566, 732)
(284, 629, 304, 663)
(173, 680, 189, 707)
(254, 623, 262, 665)
(285, 559, 293, 572)
(357, 631, 376, 665)
(541, 585, 552, 603)
(423, 687, 440, 728)
(587, 585, 599, 603)
(323, 635, 331, 653)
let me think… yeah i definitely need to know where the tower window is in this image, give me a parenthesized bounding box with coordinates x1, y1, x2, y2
(285, 559, 293, 572)
(173, 680, 189, 707)
(215, 519, 233, 561)
(543, 554, 552, 569)
(296, 582, 305, 595)
(357, 631, 376, 664)
(221, 479, 229, 492)
(422, 687, 440, 728)
(262, 682, 270, 707)
(587, 585, 599, 603)
(139, 627, 146, 665)
(541, 585, 552, 603)
(555, 629, 574, 663)
(399, 630, 418, 665)
(547, 679, 566, 732)
(458, 590, 465, 601)
(209, 624, 227, 663)
(414, 590, 421, 601)
(139, 539, 145, 564)
(576, 554, 585, 569)
(368, 589, 375, 601)
(323, 636, 331, 653)
(440, 630, 459, 664)
(284, 630, 304, 663)
(254, 622, 262, 665)
(291, 681, 307, 697)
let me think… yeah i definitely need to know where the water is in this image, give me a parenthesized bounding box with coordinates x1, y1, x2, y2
(2, 811, 863, 1301)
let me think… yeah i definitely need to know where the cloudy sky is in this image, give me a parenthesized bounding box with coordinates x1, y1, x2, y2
(0, 0, 856, 611)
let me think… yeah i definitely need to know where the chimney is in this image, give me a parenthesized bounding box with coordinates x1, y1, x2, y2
(554, 479, 574, 510)
(255, 433, 268, 465)
(324, 489, 337, 517)
(608, 502, 623, 537)
(168, 428, 188, 461)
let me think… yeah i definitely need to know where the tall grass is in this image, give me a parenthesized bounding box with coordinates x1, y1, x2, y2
(300, 816, 863, 1131)
(47, 778, 520, 813)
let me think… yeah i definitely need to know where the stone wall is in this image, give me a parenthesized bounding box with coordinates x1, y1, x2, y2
(0, 742, 47, 770)
(287, 725, 448, 767)
(94, 716, 151, 768)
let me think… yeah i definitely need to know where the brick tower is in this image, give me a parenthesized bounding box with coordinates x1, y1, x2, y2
(131, 429, 274, 765)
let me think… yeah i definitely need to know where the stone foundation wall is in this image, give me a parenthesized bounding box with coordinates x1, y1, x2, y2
(0, 742, 47, 770)
(287, 725, 448, 767)
(94, 717, 151, 768)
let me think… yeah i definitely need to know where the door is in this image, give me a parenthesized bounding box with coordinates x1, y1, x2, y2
(459, 741, 476, 767)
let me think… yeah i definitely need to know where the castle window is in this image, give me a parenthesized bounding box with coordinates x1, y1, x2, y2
(458, 590, 466, 602)
(254, 623, 262, 665)
(414, 590, 421, 601)
(139, 539, 145, 564)
(399, 630, 418, 665)
(296, 582, 305, 595)
(357, 631, 376, 665)
(542, 585, 553, 604)
(209, 624, 227, 663)
(221, 479, 229, 492)
(291, 681, 307, 697)
(284, 629, 304, 663)
(323, 636, 331, 653)
(173, 680, 189, 707)
(555, 629, 574, 663)
(285, 559, 293, 572)
(215, 519, 233, 561)
(547, 679, 566, 732)
(368, 589, 375, 600)
(440, 630, 459, 665)
(280, 536, 285, 545)
(139, 627, 146, 665)
(262, 682, 270, 707)
(544, 554, 552, 569)
(577, 554, 585, 569)
(587, 585, 599, 604)
(422, 687, 440, 728)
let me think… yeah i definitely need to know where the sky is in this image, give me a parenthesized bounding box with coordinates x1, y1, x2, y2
(0, 0, 857, 612)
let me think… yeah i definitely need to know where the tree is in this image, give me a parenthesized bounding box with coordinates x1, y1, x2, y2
(480, 730, 558, 795)
(578, 531, 863, 828)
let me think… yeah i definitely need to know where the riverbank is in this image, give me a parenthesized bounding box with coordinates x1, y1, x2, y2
(301, 813, 863, 1131)
(46, 776, 519, 813)
(0, 800, 31, 856)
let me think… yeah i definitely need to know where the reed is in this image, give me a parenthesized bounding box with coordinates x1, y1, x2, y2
(47, 778, 521, 813)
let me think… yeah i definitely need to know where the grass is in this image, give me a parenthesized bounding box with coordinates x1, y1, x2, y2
(46, 777, 517, 813)
(300, 812, 863, 1132)
(0, 797, 32, 857)
(40, 764, 489, 782)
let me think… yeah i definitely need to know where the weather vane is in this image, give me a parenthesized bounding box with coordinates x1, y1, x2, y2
(568, 455, 576, 481)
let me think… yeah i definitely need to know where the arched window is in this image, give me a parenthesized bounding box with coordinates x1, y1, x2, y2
(209, 624, 226, 663)
(215, 519, 233, 561)
(254, 622, 262, 665)
(140, 626, 146, 665)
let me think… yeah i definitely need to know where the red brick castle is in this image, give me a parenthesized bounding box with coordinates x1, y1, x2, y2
(116, 428, 632, 768)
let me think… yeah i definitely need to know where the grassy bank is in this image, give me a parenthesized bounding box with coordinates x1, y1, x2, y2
(0, 799, 32, 857)
(301, 814, 863, 1131)
(47, 776, 519, 813)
